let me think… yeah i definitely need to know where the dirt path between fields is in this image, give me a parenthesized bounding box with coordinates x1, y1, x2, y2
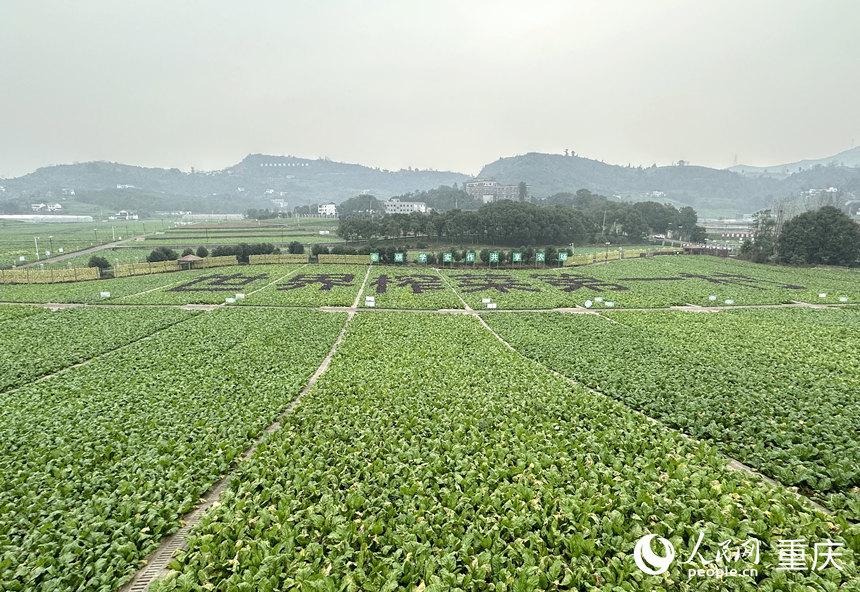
(119, 266, 371, 592)
(472, 310, 835, 518)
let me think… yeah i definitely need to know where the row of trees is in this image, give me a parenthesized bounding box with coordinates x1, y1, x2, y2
(308, 244, 572, 265)
(337, 192, 705, 245)
(740, 206, 859, 266)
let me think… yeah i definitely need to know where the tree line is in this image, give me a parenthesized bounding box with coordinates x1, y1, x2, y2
(740, 206, 859, 266)
(336, 190, 705, 245)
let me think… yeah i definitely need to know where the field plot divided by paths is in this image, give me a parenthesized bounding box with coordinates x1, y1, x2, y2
(0, 307, 196, 392)
(120, 266, 368, 591)
(240, 264, 368, 307)
(0, 308, 346, 592)
(439, 256, 859, 310)
(0, 267, 217, 304)
(484, 308, 860, 521)
(114, 265, 302, 305)
(361, 266, 464, 309)
(151, 313, 853, 591)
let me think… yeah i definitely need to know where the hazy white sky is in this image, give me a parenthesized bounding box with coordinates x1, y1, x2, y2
(1, 0, 858, 177)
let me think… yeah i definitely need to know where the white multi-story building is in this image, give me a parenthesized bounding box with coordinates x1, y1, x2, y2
(384, 199, 427, 214)
(318, 203, 338, 217)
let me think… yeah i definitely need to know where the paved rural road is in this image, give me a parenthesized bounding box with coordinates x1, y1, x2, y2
(21, 238, 136, 267)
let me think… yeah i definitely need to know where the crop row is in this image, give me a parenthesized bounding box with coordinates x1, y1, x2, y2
(0, 308, 346, 591)
(0, 307, 194, 392)
(153, 313, 852, 591)
(485, 308, 860, 521)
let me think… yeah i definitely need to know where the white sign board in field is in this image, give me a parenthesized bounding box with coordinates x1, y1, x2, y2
(481, 298, 492, 304)
(99, 292, 111, 299)
(486, 302, 497, 309)
(225, 297, 236, 304)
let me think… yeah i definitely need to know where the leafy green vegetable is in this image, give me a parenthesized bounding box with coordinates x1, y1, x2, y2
(0, 307, 194, 392)
(486, 308, 860, 520)
(0, 309, 346, 591)
(153, 313, 854, 591)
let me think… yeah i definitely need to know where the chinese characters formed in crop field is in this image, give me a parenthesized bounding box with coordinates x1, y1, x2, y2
(277, 273, 355, 291)
(453, 274, 539, 293)
(373, 274, 443, 294)
(170, 273, 269, 292)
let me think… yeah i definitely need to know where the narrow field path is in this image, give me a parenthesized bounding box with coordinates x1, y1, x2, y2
(18, 238, 134, 267)
(471, 310, 835, 518)
(118, 268, 371, 592)
(0, 313, 201, 398)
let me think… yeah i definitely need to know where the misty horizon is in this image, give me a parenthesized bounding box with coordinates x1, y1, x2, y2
(2, 0, 859, 178)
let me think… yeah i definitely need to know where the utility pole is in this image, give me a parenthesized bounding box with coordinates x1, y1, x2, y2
(34, 236, 40, 260)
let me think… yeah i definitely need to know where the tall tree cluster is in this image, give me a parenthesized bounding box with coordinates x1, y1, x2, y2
(337, 190, 704, 246)
(740, 206, 859, 266)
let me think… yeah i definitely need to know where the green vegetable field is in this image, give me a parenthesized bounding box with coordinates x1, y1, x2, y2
(0, 255, 856, 590)
(484, 308, 860, 521)
(151, 314, 854, 591)
(0, 307, 194, 391)
(441, 256, 858, 309)
(0, 309, 345, 591)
